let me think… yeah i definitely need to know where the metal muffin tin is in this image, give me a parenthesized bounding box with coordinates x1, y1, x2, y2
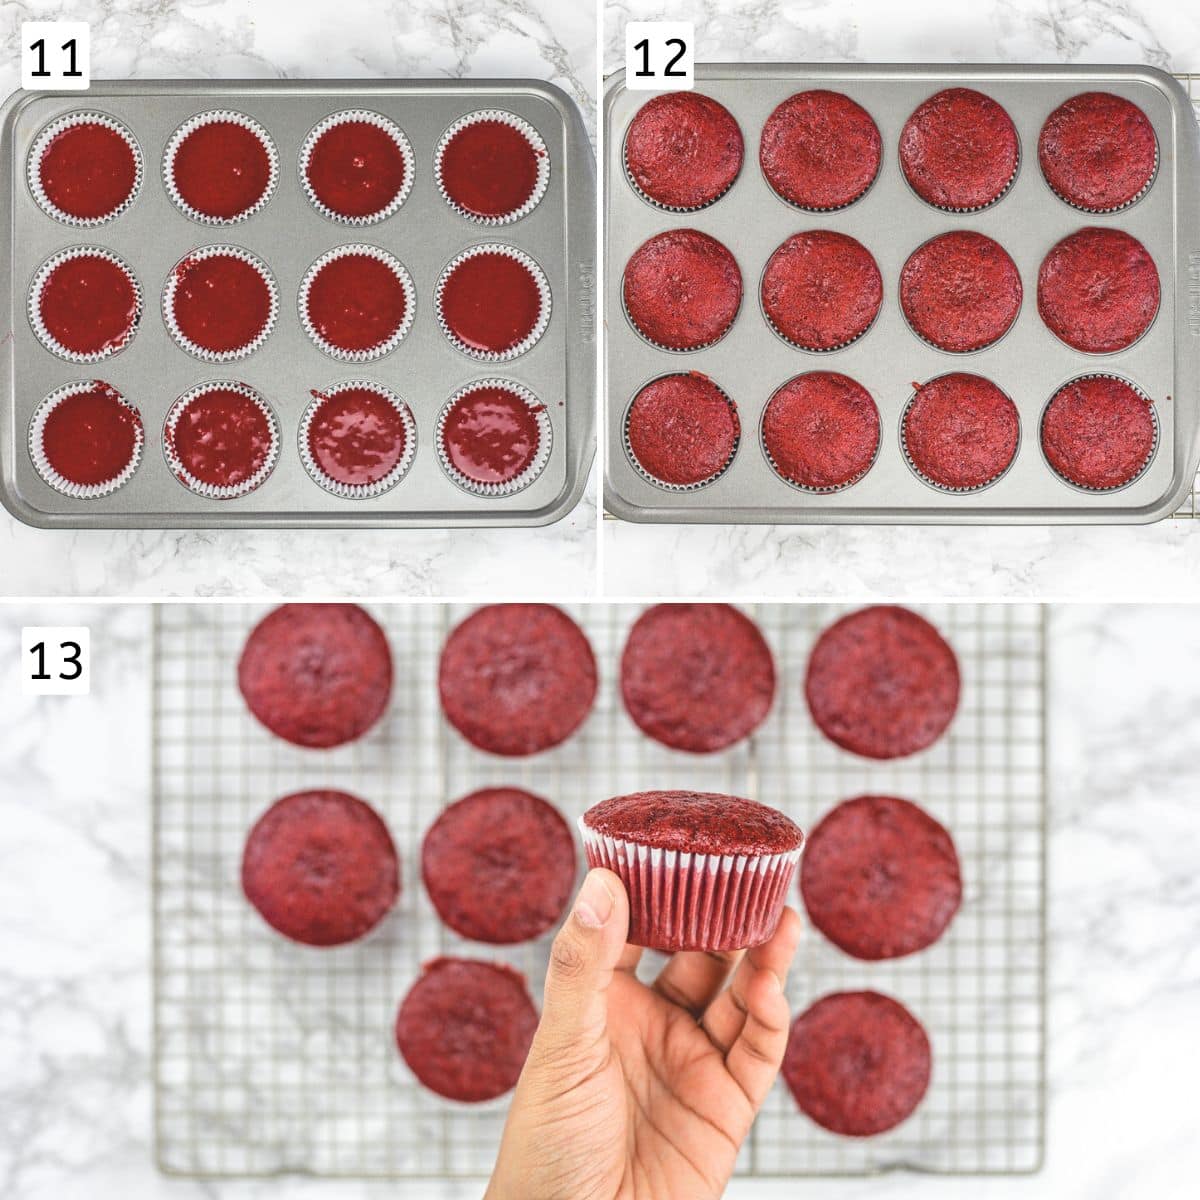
(0, 78, 595, 529)
(604, 64, 1200, 524)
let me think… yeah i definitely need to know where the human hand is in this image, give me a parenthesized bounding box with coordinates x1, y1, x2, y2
(486, 868, 802, 1200)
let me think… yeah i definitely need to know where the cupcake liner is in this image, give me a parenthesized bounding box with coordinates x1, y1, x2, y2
(760, 394, 881, 495)
(757, 249, 877, 353)
(162, 245, 279, 362)
(621, 127, 741, 214)
(28, 380, 144, 499)
(1045, 140, 1159, 215)
(621, 289, 740, 354)
(298, 243, 416, 363)
(299, 380, 417, 498)
(435, 109, 550, 225)
(299, 109, 416, 225)
(910, 139, 1021, 215)
(435, 243, 551, 362)
(29, 245, 142, 363)
(435, 378, 552, 497)
(163, 109, 279, 225)
(163, 381, 280, 499)
(28, 111, 144, 226)
(579, 821, 803, 952)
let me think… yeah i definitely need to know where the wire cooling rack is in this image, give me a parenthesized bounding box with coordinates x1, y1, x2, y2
(153, 603, 1046, 1178)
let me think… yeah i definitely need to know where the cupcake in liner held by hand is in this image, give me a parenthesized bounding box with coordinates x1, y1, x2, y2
(30, 246, 141, 362)
(28, 111, 142, 225)
(580, 790, 804, 952)
(435, 109, 549, 224)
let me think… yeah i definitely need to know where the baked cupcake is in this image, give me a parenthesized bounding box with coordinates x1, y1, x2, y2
(437, 380, 550, 495)
(760, 90, 882, 210)
(301, 382, 416, 497)
(1037, 227, 1159, 353)
(164, 110, 277, 223)
(395, 958, 538, 1102)
(900, 87, 1019, 211)
(900, 231, 1022, 352)
(806, 605, 960, 760)
(300, 110, 414, 223)
(762, 371, 880, 492)
(782, 991, 932, 1137)
(238, 603, 393, 748)
(902, 373, 1020, 492)
(801, 795, 962, 960)
(30, 248, 140, 361)
(422, 787, 576, 943)
(1039, 92, 1157, 212)
(625, 373, 739, 488)
(1041, 374, 1156, 491)
(163, 247, 276, 361)
(241, 789, 399, 946)
(580, 790, 804, 952)
(435, 110, 549, 224)
(436, 244, 550, 360)
(439, 604, 597, 756)
(624, 91, 743, 210)
(29, 112, 141, 224)
(620, 604, 776, 753)
(760, 231, 882, 351)
(623, 229, 741, 350)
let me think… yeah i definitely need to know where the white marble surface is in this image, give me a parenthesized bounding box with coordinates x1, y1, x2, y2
(0, 0, 597, 598)
(602, 0, 1200, 600)
(2, 601, 1198, 1199)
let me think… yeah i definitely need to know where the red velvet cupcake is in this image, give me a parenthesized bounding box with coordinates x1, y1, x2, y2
(623, 229, 742, 350)
(1037, 227, 1159, 353)
(30, 247, 141, 362)
(761, 231, 882, 351)
(1041, 374, 1156, 491)
(762, 371, 880, 492)
(300, 109, 414, 223)
(163, 246, 277, 361)
(760, 90, 882, 211)
(625, 373, 739, 488)
(580, 790, 804, 952)
(900, 231, 1022, 352)
(436, 244, 550, 360)
(624, 91, 743, 210)
(29, 112, 142, 224)
(902, 373, 1020, 492)
(437, 380, 550, 495)
(164, 110, 277, 223)
(435, 110, 549, 224)
(900, 87, 1019, 211)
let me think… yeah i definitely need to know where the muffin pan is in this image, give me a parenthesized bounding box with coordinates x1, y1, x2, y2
(604, 64, 1200, 524)
(0, 79, 595, 528)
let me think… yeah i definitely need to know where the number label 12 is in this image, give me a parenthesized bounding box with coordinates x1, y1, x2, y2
(625, 22, 694, 92)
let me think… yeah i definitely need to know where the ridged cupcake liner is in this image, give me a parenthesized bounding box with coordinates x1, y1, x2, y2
(1045, 140, 1159, 215)
(579, 821, 803, 952)
(28, 111, 144, 226)
(299, 380, 417, 498)
(434, 109, 550, 225)
(435, 243, 551, 362)
(760, 391, 881, 495)
(161, 244, 279, 362)
(436, 378, 552, 497)
(912, 141, 1021, 215)
(28, 381, 144, 499)
(298, 243, 416, 362)
(621, 289, 740, 354)
(163, 109, 279, 225)
(299, 109, 415, 225)
(757, 248, 878, 353)
(163, 380, 280, 499)
(621, 128, 741, 214)
(29, 245, 142, 363)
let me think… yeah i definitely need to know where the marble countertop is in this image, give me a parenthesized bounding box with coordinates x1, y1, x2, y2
(3, 601, 1198, 1199)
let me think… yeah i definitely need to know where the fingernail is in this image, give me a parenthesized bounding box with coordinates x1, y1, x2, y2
(574, 872, 613, 929)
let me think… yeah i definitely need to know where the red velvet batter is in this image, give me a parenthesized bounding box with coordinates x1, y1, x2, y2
(38, 121, 137, 220)
(440, 252, 543, 354)
(170, 253, 271, 354)
(441, 385, 542, 485)
(306, 119, 407, 218)
(307, 386, 408, 487)
(167, 386, 272, 489)
(40, 383, 139, 486)
(305, 253, 407, 353)
(1041, 375, 1155, 490)
(38, 254, 138, 356)
(439, 119, 542, 219)
(626, 372, 738, 486)
(171, 119, 271, 220)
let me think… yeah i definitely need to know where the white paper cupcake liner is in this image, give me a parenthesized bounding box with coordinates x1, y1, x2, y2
(29, 245, 142, 363)
(163, 109, 279, 225)
(28, 111, 144, 226)
(1046, 140, 1158, 215)
(299, 381, 417, 498)
(298, 243, 416, 363)
(435, 243, 551, 362)
(580, 821, 803, 952)
(28, 380, 144, 498)
(434, 109, 550, 225)
(621, 121, 742, 214)
(299, 109, 415, 225)
(163, 381, 280, 499)
(161, 244, 279, 362)
(436, 378, 552, 497)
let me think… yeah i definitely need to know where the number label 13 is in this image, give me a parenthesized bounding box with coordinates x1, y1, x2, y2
(21, 627, 90, 695)
(625, 22, 694, 92)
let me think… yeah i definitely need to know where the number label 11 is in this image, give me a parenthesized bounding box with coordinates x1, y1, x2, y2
(625, 22, 694, 92)
(22, 22, 91, 91)
(21, 627, 90, 695)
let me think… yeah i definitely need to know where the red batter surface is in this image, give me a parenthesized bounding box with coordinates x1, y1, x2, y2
(439, 118, 542, 220)
(171, 119, 271, 220)
(38, 121, 137, 220)
(238, 603, 393, 748)
(438, 604, 597, 756)
(759, 90, 882, 210)
(305, 252, 407, 354)
(806, 605, 960, 760)
(306, 118, 406, 218)
(422, 787, 576, 943)
(626, 372, 738, 486)
(440, 385, 542, 486)
(440, 251, 543, 354)
(40, 383, 139, 487)
(307, 386, 408, 487)
(241, 789, 399, 946)
(38, 254, 138, 357)
(783, 991, 932, 1136)
(1041, 374, 1155, 490)
(166, 386, 273, 490)
(170, 253, 271, 354)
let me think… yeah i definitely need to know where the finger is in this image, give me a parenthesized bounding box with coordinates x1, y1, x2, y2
(724, 964, 793, 1109)
(617, 943, 644, 974)
(652, 948, 742, 1018)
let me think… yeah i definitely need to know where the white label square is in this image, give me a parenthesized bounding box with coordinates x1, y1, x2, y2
(21, 626, 90, 695)
(22, 22, 90, 91)
(625, 22, 694, 91)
